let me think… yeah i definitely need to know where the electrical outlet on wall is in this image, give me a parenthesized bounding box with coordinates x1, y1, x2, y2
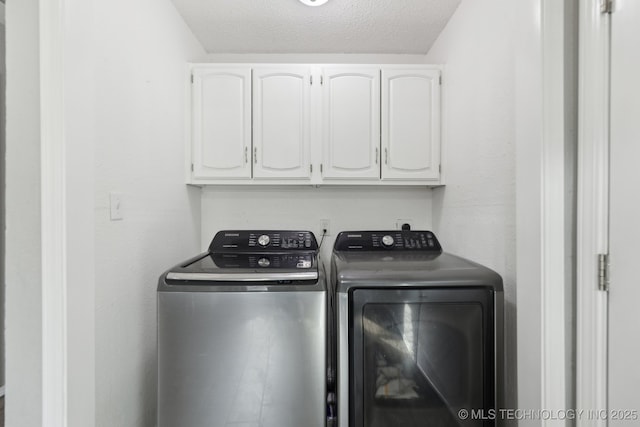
(320, 219, 331, 236)
(395, 219, 413, 230)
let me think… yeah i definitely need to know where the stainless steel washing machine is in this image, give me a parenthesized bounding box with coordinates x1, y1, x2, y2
(158, 230, 327, 427)
(331, 230, 504, 427)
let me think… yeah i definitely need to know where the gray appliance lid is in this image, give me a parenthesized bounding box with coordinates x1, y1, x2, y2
(161, 230, 322, 288)
(332, 251, 503, 292)
(166, 251, 319, 282)
(331, 230, 502, 292)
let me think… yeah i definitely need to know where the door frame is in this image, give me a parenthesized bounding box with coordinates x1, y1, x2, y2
(575, 0, 610, 425)
(515, 0, 574, 421)
(40, 0, 68, 424)
(40, 0, 97, 425)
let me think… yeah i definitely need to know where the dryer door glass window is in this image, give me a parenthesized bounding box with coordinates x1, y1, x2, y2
(350, 288, 494, 427)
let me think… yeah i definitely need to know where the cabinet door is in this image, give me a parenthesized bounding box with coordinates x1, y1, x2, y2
(382, 68, 441, 181)
(321, 67, 380, 179)
(253, 67, 312, 179)
(191, 67, 251, 179)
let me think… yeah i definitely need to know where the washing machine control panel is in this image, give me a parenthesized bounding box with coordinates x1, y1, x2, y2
(210, 230, 318, 252)
(333, 231, 442, 252)
(211, 253, 315, 269)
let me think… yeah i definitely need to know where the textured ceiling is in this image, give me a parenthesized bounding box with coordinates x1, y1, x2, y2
(170, 0, 461, 54)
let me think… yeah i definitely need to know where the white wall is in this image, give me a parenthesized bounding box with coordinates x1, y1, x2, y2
(79, 1, 205, 425)
(5, 0, 43, 425)
(6, 0, 204, 424)
(423, 0, 518, 413)
(201, 186, 433, 261)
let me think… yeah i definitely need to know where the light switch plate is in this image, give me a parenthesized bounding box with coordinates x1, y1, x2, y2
(110, 192, 123, 221)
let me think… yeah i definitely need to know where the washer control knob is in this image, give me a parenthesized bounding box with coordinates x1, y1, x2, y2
(257, 257, 270, 268)
(381, 235, 395, 247)
(257, 234, 270, 247)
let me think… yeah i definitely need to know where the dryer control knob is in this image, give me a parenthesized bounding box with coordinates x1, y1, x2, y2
(381, 235, 395, 247)
(257, 234, 270, 247)
(257, 257, 271, 267)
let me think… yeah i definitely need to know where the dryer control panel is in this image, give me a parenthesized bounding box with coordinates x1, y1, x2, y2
(333, 230, 442, 252)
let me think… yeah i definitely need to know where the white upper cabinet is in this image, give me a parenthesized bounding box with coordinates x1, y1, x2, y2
(382, 68, 441, 181)
(321, 67, 380, 179)
(252, 67, 312, 180)
(191, 67, 252, 180)
(188, 63, 443, 186)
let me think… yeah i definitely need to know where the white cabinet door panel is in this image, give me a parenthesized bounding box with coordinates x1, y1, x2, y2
(322, 68, 380, 179)
(192, 67, 251, 179)
(253, 68, 311, 179)
(382, 69, 441, 180)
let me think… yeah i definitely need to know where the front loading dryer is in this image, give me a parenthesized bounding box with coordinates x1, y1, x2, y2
(331, 230, 504, 427)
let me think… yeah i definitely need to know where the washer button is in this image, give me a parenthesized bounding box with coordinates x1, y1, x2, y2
(257, 234, 270, 247)
(381, 235, 395, 247)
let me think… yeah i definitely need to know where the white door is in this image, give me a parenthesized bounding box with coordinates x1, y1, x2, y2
(608, 1, 640, 421)
(321, 67, 380, 180)
(191, 67, 252, 180)
(253, 67, 312, 180)
(381, 68, 441, 181)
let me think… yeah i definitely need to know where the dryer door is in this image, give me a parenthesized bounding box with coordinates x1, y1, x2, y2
(350, 288, 495, 427)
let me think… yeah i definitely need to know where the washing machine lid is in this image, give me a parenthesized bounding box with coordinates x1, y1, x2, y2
(165, 251, 319, 282)
(165, 230, 320, 284)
